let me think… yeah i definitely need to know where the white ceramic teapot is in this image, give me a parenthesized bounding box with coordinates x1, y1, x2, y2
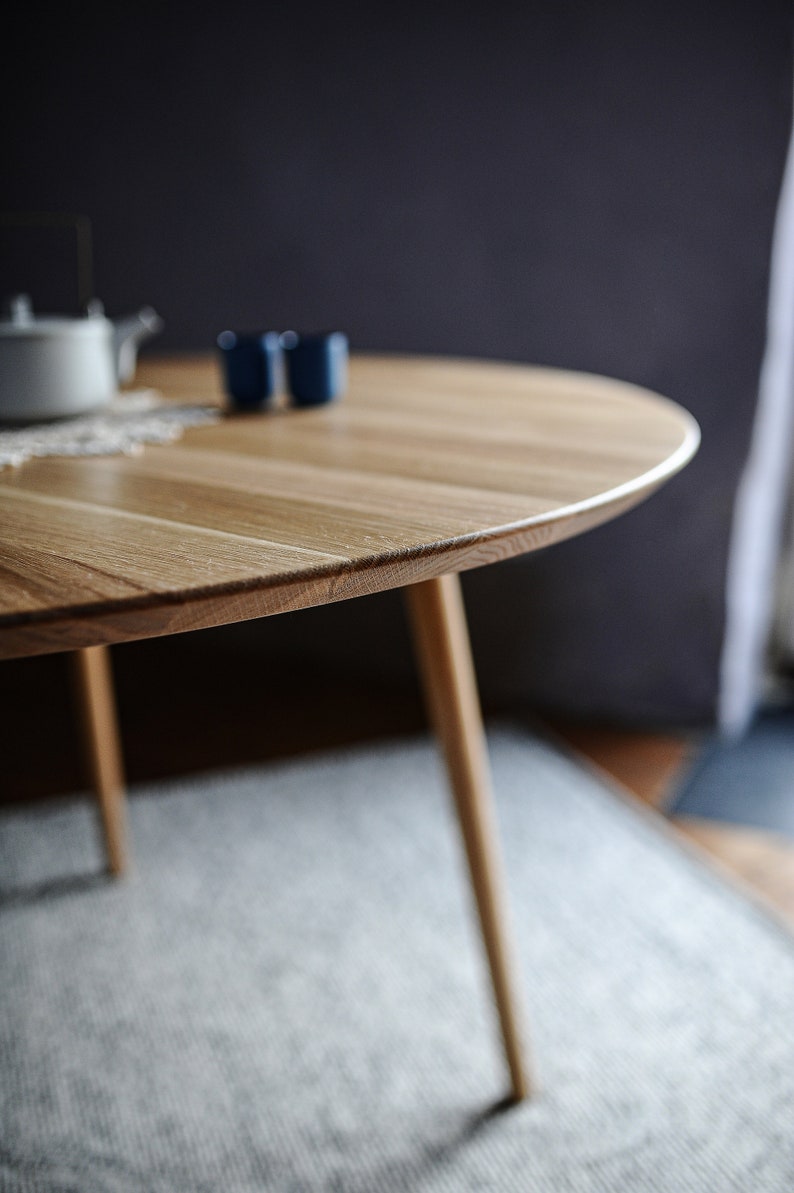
(0, 294, 163, 422)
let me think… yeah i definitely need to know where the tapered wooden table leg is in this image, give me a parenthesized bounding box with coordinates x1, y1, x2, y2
(70, 646, 128, 876)
(403, 573, 532, 1101)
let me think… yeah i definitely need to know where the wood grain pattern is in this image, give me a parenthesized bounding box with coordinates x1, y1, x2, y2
(0, 354, 699, 659)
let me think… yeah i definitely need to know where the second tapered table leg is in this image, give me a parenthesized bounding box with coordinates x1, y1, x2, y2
(70, 645, 128, 877)
(403, 573, 532, 1102)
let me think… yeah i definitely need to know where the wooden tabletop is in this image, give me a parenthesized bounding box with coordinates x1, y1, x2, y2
(0, 354, 699, 659)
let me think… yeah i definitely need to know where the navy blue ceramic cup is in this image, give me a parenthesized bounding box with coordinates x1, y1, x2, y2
(281, 331, 348, 406)
(216, 330, 281, 409)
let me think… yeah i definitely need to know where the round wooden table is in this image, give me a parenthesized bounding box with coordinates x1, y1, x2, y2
(0, 353, 699, 1101)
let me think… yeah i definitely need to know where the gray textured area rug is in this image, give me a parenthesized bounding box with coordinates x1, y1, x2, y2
(1, 725, 793, 1192)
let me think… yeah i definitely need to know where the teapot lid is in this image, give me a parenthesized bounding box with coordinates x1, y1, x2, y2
(0, 293, 109, 337)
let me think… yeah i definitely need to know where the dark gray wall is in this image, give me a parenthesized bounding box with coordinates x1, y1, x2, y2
(4, 2, 792, 725)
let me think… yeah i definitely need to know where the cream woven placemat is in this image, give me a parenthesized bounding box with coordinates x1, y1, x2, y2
(0, 391, 221, 470)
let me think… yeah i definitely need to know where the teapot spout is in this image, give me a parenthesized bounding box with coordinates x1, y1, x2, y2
(113, 306, 163, 384)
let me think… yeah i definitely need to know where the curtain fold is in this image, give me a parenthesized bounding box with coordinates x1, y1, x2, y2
(719, 83, 794, 734)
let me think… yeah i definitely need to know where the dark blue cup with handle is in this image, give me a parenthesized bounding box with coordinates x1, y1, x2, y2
(281, 331, 348, 407)
(217, 330, 281, 410)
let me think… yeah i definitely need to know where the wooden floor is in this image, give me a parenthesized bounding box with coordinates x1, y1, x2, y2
(2, 635, 792, 932)
(548, 720, 794, 932)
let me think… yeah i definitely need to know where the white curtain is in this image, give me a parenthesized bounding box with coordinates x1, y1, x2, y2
(772, 485, 794, 664)
(719, 86, 794, 735)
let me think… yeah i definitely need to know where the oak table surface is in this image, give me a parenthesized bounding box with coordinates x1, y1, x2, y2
(0, 353, 699, 660)
(0, 352, 699, 1102)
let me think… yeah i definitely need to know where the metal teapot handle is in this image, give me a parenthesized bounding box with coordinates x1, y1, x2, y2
(0, 211, 94, 314)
